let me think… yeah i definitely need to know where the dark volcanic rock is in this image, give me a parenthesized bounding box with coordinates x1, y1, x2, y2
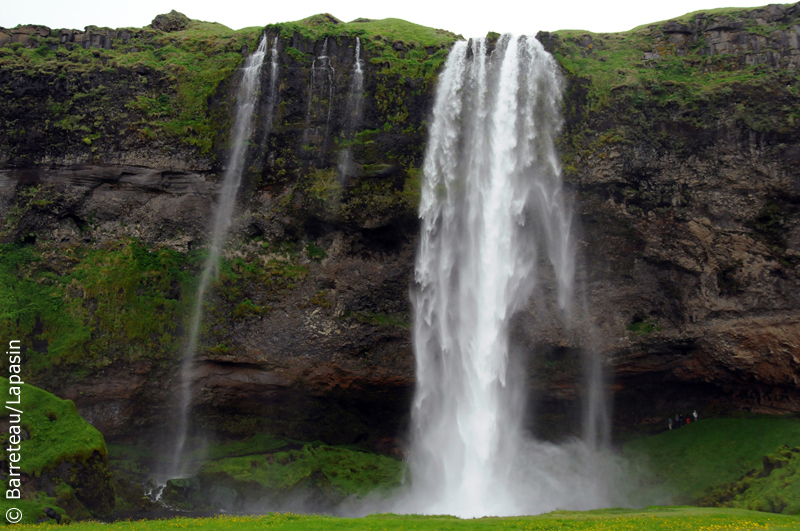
(150, 11, 190, 33)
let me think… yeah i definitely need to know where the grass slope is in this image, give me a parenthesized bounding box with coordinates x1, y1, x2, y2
(0, 376, 106, 476)
(109, 436, 403, 511)
(623, 415, 800, 504)
(703, 445, 800, 514)
(5, 507, 800, 530)
(0, 377, 110, 523)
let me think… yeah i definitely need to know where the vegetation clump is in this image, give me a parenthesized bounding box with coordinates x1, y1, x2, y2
(200, 443, 403, 499)
(0, 239, 195, 376)
(348, 311, 409, 329)
(626, 319, 662, 335)
(701, 445, 800, 514)
(0, 377, 114, 521)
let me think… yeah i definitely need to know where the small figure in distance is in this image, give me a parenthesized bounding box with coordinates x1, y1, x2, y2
(693, 409, 698, 423)
(669, 418, 673, 430)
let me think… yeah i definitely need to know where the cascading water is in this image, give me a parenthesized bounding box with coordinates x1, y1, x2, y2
(398, 34, 618, 518)
(338, 36, 365, 181)
(263, 36, 280, 138)
(303, 38, 335, 158)
(166, 34, 269, 480)
(322, 40, 335, 139)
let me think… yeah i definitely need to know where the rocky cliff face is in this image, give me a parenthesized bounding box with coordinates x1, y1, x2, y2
(0, 14, 450, 451)
(0, 6, 799, 453)
(538, 1, 800, 431)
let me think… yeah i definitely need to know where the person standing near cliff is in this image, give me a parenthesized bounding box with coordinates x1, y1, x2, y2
(693, 410, 698, 422)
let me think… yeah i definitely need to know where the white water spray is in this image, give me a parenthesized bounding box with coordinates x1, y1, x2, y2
(167, 34, 269, 480)
(338, 36, 365, 180)
(398, 35, 617, 517)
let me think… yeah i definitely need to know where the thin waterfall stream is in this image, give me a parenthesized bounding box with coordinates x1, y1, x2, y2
(338, 36, 365, 181)
(263, 36, 280, 138)
(165, 34, 270, 482)
(303, 38, 335, 157)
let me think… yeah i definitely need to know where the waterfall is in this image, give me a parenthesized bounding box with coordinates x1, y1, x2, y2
(303, 38, 335, 158)
(263, 36, 280, 138)
(401, 35, 615, 517)
(321, 39, 335, 143)
(166, 33, 269, 480)
(338, 37, 365, 181)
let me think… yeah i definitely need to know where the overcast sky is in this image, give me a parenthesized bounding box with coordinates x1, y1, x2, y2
(1, 0, 772, 38)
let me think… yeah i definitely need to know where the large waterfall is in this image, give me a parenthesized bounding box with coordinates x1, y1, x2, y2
(400, 35, 616, 517)
(168, 34, 270, 479)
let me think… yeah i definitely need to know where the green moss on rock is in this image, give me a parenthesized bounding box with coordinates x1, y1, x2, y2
(267, 16, 459, 79)
(701, 445, 800, 514)
(0, 240, 194, 376)
(0, 17, 261, 160)
(0, 377, 115, 518)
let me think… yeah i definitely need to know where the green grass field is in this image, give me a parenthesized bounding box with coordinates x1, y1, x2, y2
(5, 507, 800, 530)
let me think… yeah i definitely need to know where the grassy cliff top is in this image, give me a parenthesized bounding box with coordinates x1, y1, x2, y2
(630, 3, 795, 30)
(0, 12, 461, 76)
(269, 13, 461, 48)
(550, 2, 800, 109)
(0, 12, 459, 156)
(267, 14, 460, 78)
(0, 16, 261, 154)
